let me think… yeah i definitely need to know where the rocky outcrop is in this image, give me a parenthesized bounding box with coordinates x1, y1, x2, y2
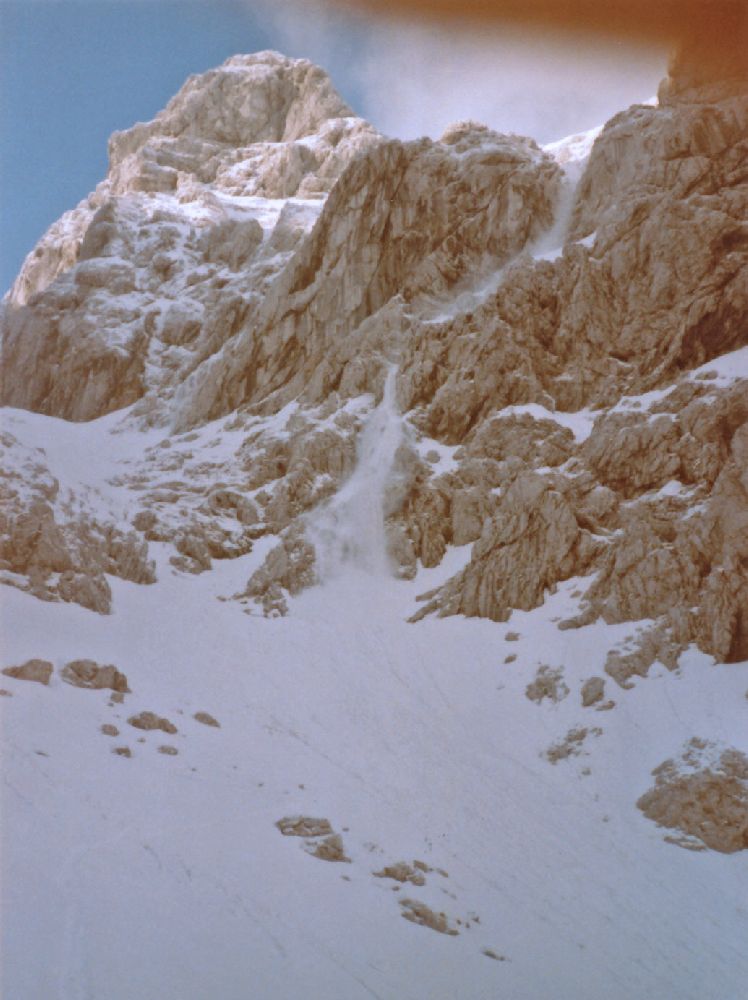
(61, 659, 130, 693)
(603, 626, 684, 689)
(411, 472, 601, 622)
(399, 899, 459, 936)
(373, 862, 427, 886)
(412, 370, 748, 665)
(127, 711, 177, 734)
(242, 527, 317, 617)
(193, 711, 220, 728)
(393, 61, 747, 660)
(276, 814, 349, 862)
(106, 51, 365, 198)
(525, 665, 570, 705)
(638, 739, 748, 853)
(276, 816, 333, 838)
(0, 430, 155, 612)
(562, 381, 748, 664)
(580, 677, 605, 707)
(167, 123, 561, 430)
(303, 834, 350, 863)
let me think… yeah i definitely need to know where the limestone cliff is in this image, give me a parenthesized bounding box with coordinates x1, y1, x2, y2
(1, 50, 746, 672)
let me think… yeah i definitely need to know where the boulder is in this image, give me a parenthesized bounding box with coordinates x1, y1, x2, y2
(61, 659, 130, 693)
(2, 659, 53, 686)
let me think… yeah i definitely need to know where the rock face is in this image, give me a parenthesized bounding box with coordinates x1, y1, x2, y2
(0, 427, 155, 613)
(1, 49, 747, 668)
(1, 52, 379, 423)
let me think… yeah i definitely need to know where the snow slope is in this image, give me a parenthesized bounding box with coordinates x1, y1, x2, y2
(2, 400, 747, 1000)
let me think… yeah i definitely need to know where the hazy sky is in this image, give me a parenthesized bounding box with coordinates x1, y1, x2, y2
(0, 0, 666, 294)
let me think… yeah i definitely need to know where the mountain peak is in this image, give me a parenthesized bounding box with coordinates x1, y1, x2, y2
(111, 49, 352, 153)
(106, 50, 361, 198)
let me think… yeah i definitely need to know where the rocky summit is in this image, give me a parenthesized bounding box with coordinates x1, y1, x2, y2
(1, 49, 747, 1000)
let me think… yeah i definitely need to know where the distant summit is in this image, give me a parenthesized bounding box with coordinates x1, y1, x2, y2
(107, 51, 360, 193)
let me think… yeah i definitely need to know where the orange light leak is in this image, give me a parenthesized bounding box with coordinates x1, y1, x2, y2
(331, 0, 748, 77)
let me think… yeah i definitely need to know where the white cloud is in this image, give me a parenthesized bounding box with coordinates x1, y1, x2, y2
(250, 0, 666, 144)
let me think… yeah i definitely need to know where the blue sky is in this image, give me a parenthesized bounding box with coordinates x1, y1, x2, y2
(0, 0, 665, 295)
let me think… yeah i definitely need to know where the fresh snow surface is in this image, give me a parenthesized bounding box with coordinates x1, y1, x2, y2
(690, 345, 748, 383)
(2, 386, 748, 1000)
(543, 124, 604, 166)
(410, 433, 462, 475)
(610, 346, 748, 415)
(493, 402, 597, 444)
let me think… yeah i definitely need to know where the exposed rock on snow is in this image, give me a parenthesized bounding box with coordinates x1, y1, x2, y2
(193, 711, 220, 727)
(61, 659, 130, 693)
(276, 815, 350, 861)
(581, 676, 606, 707)
(525, 665, 569, 704)
(2, 659, 53, 686)
(276, 816, 333, 838)
(399, 899, 459, 936)
(127, 711, 177, 734)
(637, 739, 748, 853)
(373, 862, 427, 886)
(604, 625, 684, 689)
(545, 726, 603, 764)
(303, 833, 350, 863)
